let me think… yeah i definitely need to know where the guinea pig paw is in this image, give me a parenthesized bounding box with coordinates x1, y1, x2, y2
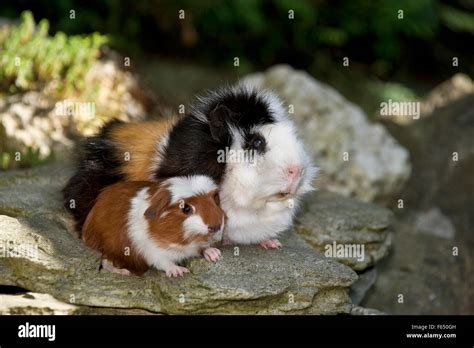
(165, 265, 190, 278)
(203, 247, 222, 262)
(221, 239, 233, 246)
(259, 239, 282, 250)
(101, 259, 132, 276)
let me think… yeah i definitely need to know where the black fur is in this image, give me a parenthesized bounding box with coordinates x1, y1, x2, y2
(155, 115, 231, 182)
(196, 86, 276, 130)
(62, 121, 125, 235)
(156, 87, 276, 182)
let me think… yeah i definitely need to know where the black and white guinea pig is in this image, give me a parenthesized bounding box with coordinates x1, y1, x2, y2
(63, 83, 317, 249)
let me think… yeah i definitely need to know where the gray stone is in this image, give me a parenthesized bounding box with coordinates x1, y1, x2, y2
(413, 207, 455, 239)
(421, 73, 473, 119)
(243, 65, 411, 202)
(0, 164, 358, 314)
(384, 94, 474, 243)
(0, 292, 78, 315)
(294, 190, 394, 271)
(361, 221, 470, 314)
(0, 290, 158, 315)
(364, 94, 474, 314)
(349, 268, 378, 305)
(350, 306, 386, 315)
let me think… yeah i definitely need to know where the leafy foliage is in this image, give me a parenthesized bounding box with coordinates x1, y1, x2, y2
(0, 11, 107, 170)
(0, 11, 107, 96)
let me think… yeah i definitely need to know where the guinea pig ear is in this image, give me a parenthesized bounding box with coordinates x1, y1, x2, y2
(144, 187, 170, 220)
(209, 104, 230, 141)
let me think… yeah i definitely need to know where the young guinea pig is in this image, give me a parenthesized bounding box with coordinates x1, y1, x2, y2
(64, 84, 317, 249)
(82, 175, 225, 277)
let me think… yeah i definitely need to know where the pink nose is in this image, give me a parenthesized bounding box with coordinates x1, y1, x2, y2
(285, 165, 303, 178)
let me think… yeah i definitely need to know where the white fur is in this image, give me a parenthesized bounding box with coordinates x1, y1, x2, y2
(183, 214, 208, 237)
(258, 90, 287, 122)
(149, 132, 170, 180)
(165, 175, 217, 204)
(219, 91, 318, 244)
(183, 214, 225, 242)
(126, 187, 203, 272)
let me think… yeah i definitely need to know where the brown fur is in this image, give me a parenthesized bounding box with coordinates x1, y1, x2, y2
(109, 118, 178, 181)
(82, 181, 151, 275)
(82, 180, 225, 275)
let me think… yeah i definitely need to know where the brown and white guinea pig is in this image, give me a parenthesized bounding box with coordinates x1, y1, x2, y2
(82, 175, 225, 277)
(64, 84, 317, 249)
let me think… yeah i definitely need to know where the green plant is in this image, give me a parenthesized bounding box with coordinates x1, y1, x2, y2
(0, 153, 11, 170)
(0, 147, 56, 171)
(0, 11, 107, 96)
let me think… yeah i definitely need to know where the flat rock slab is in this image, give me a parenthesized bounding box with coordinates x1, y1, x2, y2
(0, 164, 357, 314)
(0, 292, 79, 315)
(295, 190, 394, 271)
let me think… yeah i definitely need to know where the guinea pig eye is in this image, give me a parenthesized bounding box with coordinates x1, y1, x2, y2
(181, 204, 192, 215)
(214, 192, 220, 205)
(252, 139, 262, 149)
(246, 133, 266, 153)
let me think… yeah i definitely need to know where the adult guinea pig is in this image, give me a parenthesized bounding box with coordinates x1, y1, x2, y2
(82, 175, 225, 277)
(64, 84, 317, 249)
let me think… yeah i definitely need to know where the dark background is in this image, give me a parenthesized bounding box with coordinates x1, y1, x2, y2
(1, 0, 473, 85)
